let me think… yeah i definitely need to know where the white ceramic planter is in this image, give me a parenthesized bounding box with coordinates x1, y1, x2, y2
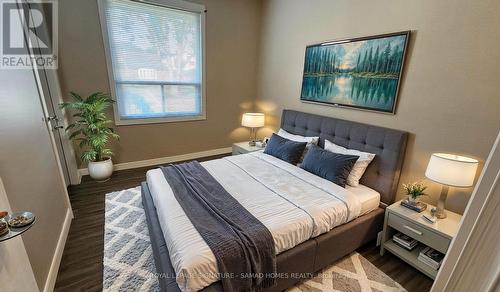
(88, 157, 113, 182)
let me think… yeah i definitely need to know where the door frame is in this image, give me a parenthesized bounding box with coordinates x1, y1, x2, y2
(23, 0, 80, 186)
(36, 61, 80, 186)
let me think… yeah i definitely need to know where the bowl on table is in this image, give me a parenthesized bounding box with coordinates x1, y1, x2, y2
(0, 211, 9, 236)
(0, 221, 8, 236)
(6, 211, 35, 228)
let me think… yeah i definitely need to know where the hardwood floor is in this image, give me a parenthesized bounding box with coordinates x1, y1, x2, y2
(54, 154, 433, 292)
(357, 245, 433, 291)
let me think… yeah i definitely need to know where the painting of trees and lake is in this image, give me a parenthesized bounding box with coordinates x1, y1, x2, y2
(300, 31, 409, 113)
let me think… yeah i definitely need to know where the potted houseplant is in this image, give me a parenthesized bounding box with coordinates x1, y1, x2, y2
(402, 181, 427, 204)
(61, 92, 119, 182)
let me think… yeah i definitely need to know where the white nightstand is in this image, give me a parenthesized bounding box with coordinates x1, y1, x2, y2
(232, 142, 264, 155)
(380, 200, 462, 279)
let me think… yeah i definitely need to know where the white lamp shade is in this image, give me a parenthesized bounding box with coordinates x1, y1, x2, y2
(241, 113, 265, 128)
(425, 153, 478, 187)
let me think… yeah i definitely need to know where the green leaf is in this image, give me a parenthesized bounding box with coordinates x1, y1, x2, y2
(65, 123, 77, 131)
(79, 139, 88, 148)
(68, 130, 82, 140)
(81, 150, 97, 163)
(70, 92, 83, 102)
(101, 148, 114, 156)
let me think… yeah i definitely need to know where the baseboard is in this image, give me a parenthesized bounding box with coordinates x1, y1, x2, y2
(77, 147, 232, 178)
(76, 171, 82, 185)
(43, 208, 73, 292)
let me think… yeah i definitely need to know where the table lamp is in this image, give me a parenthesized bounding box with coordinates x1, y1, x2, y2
(242, 113, 265, 146)
(425, 153, 478, 219)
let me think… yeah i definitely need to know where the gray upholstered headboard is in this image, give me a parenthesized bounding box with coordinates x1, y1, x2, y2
(280, 109, 408, 205)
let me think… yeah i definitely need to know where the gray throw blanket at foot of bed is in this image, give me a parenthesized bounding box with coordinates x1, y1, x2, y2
(161, 161, 276, 292)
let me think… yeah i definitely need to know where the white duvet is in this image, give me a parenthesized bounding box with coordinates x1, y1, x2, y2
(146, 152, 364, 292)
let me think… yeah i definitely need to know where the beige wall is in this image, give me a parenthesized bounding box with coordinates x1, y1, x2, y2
(58, 0, 262, 168)
(58, 0, 500, 213)
(255, 0, 500, 213)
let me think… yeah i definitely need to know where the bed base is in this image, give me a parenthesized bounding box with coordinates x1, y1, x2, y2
(141, 181, 384, 292)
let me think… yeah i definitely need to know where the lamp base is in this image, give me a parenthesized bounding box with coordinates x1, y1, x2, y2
(248, 127, 257, 146)
(435, 185, 449, 219)
(435, 208, 447, 219)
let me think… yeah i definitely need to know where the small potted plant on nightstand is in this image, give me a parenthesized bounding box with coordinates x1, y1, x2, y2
(61, 92, 119, 182)
(401, 181, 428, 212)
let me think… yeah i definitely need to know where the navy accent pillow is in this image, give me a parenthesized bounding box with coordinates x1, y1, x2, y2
(300, 144, 359, 188)
(264, 133, 307, 165)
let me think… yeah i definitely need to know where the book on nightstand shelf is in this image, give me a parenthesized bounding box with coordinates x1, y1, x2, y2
(392, 232, 419, 250)
(401, 199, 427, 212)
(418, 247, 445, 270)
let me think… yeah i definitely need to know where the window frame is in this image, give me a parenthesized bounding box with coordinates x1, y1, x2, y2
(97, 0, 206, 126)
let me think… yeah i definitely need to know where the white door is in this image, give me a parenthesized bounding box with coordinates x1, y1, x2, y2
(0, 0, 73, 289)
(0, 57, 72, 290)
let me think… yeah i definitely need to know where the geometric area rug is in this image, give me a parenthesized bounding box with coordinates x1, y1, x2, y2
(287, 252, 407, 292)
(103, 186, 405, 292)
(103, 186, 160, 292)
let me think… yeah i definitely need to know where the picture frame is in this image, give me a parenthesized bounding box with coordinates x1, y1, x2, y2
(300, 31, 410, 114)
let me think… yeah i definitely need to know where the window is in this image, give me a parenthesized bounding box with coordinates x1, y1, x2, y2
(98, 0, 205, 125)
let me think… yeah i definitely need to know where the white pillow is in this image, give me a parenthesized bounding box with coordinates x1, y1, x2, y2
(324, 140, 375, 187)
(277, 128, 319, 147)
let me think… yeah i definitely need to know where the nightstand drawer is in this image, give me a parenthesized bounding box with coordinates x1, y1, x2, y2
(388, 213, 450, 253)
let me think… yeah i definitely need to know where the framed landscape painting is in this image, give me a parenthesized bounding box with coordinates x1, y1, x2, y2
(300, 31, 410, 114)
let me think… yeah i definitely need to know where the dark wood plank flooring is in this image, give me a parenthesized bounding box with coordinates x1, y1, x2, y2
(54, 154, 432, 292)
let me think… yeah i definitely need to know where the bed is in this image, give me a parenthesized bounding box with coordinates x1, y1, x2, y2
(141, 109, 408, 292)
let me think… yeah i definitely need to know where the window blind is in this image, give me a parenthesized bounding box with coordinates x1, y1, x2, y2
(101, 0, 203, 121)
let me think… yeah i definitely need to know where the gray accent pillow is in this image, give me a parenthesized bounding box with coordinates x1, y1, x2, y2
(264, 134, 307, 165)
(300, 144, 359, 188)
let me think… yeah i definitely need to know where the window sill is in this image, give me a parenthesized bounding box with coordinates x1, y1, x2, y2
(114, 114, 207, 126)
